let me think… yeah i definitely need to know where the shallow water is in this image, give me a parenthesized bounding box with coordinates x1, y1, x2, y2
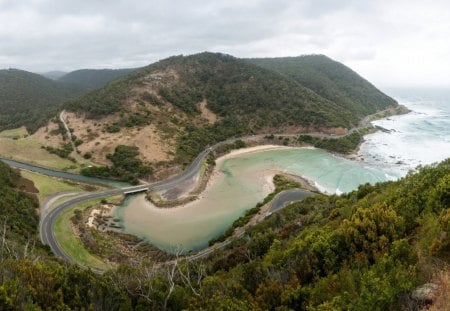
(116, 88, 450, 253)
(115, 148, 389, 252)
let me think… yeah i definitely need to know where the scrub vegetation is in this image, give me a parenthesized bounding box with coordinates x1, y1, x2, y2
(80, 145, 152, 184)
(298, 128, 371, 154)
(0, 155, 448, 309)
(64, 52, 397, 165)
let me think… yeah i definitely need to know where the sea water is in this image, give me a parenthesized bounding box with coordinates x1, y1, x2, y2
(116, 88, 450, 252)
(115, 148, 389, 252)
(359, 87, 450, 177)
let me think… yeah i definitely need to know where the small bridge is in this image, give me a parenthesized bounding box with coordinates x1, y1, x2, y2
(123, 187, 150, 195)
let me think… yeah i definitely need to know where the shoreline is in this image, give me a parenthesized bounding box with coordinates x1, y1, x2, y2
(145, 144, 320, 212)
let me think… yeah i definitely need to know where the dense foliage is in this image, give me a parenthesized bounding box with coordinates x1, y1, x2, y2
(58, 68, 136, 91)
(247, 55, 397, 117)
(0, 69, 85, 133)
(63, 53, 397, 163)
(298, 129, 370, 154)
(81, 145, 152, 184)
(0, 157, 448, 309)
(42, 143, 75, 161)
(0, 162, 40, 258)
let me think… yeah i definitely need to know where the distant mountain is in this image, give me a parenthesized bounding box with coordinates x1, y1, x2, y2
(58, 68, 137, 91)
(64, 52, 397, 164)
(41, 70, 67, 80)
(0, 69, 84, 132)
(246, 55, 396, 117)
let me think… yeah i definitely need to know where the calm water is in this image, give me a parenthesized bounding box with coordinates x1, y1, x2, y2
(115, 148, 389, 252)
(116, 88, 450, 253)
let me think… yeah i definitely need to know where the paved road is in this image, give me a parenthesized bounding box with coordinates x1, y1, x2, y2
(40, 187, 136, 263)
(37, 142, 228, 264)
(183, 188, 316, 262)
(268, 189, 315, 214)
(5, 106, 402, 268)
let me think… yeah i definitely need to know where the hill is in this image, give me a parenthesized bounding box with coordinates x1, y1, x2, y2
(58, 68, 137, 91)
(0, 157, 447, 309)
(61, 52, 397, 175)
(41, 70, 67, 80)
(0, 69, 84, 132)
(246, 55, 397, 117)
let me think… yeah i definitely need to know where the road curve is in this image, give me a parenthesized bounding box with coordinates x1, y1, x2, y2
(27, 136, 317, 265)
(38, 141, 228, 263)
(269, 189, 315, 213)
(4, 106, 402, 267)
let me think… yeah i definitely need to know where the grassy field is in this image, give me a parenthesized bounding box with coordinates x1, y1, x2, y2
(0, 126, 28, 139)
(20, 170, 98, 202)
(0, 127, 93, 172)
(53, 196, 122, 271)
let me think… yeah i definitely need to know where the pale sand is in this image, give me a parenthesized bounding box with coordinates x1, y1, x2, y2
(151, 145, 301, 208)
(87, 204, 115, 229)
(129, 145, 299, 213)
(117, 145, 320, 249)
(215, 144, 295, 166)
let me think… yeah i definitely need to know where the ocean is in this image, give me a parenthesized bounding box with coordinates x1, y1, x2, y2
(359, 87, 450, 177)
(116, 87, 450, 251)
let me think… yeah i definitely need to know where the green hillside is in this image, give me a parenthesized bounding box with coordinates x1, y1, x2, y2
(58, 68, 136, 91)
(247, 55, 397, 117)
(0, 69, 83, 132)
(64, 52, 397, 164)
(0, 157, 447, 309)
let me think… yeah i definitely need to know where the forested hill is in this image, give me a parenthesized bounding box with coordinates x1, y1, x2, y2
(65, 52, 396, 127)
(246, 55, 397, 117)
(63, 52, 397, 163)
(58, 68, 137, 91)
(0, 157, 447, 309)
(0, 69, 84, 132)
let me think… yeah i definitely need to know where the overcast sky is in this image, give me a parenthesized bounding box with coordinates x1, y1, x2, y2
(1, 0, 449, 87)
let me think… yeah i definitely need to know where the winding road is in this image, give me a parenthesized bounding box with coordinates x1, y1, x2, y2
(4, 137, 315, 267)
(5, 137, 237, 264)
(4, 117, 379, 266)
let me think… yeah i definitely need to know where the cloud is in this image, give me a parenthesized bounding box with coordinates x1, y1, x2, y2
(0, 0, 449, 86)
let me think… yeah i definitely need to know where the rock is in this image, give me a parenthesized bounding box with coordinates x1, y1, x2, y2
(412, 283, 438, 303)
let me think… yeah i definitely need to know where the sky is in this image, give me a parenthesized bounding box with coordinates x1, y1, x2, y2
(0, 0, 449, 87)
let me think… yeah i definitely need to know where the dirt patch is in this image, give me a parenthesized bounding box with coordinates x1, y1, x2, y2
(30, 119, 65, 148)
(63, 112, 175, 165)
(14, 174, 39, 194)
(198, 100, 218, 124)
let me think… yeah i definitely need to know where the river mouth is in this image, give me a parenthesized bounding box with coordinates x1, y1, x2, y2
(114, 146, 392, 253)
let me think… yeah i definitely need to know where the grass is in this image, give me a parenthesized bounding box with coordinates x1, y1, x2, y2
(0, 126, 28, 139)
(0, 127, 94, 173)
(53, 196, 122, 271)
(20, 170, 86, 202)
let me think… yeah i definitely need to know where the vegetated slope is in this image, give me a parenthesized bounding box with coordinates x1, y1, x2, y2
(0, 69, 84, 132)
(0, 161, 40, 256)
(0, 158, 447, 310)
(41, 70, 67, 80)
(58, 68, 137, 91)
(247, 55, 397, 117)
(63, 52, 397, 167)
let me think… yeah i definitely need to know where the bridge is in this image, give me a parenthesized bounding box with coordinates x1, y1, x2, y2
(123, 186, 151, 195)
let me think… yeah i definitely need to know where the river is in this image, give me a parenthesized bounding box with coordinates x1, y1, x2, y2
(115, 87, 450, 253)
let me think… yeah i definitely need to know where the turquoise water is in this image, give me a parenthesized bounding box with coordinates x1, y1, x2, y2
(239, 148, 389, 194)
(115, 147, 390, 252)
(116, 88, 450, 252)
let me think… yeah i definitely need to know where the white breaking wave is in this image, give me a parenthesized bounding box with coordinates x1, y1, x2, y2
(359, 89, 450, 177)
